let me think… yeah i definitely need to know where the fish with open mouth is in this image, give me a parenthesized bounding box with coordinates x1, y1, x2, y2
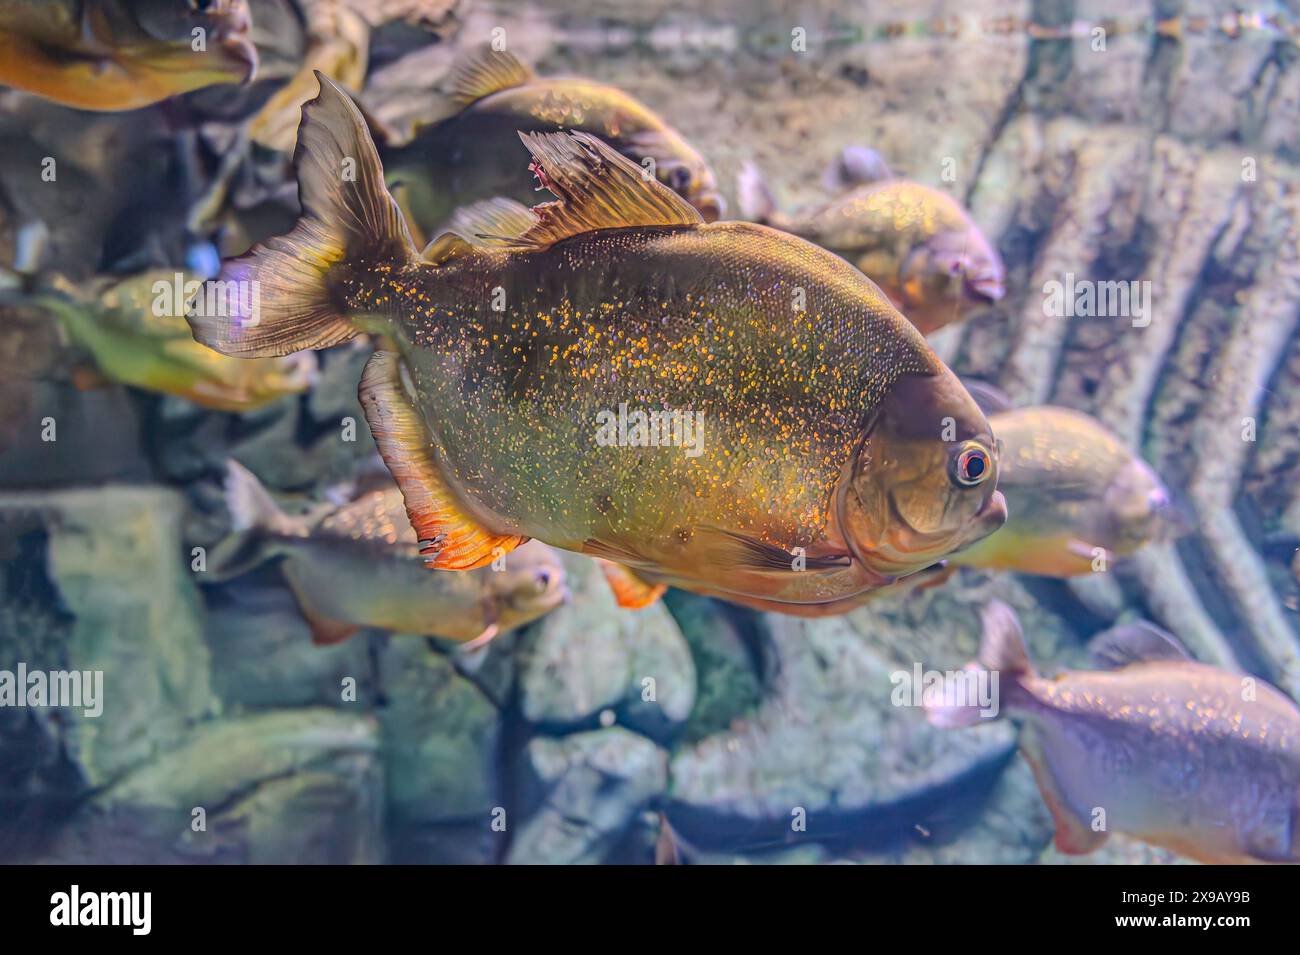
(738, 147, 1005, 336)
(380, 46, 723, 236)
(189, 74, 1006, 614)
(213, 460, 568, 647)
(930, 601, 1300, 864)
(0, 0, 258, 111)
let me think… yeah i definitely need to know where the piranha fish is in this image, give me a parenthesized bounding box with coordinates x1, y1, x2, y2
(738, 148, 1005, 336)
(930, 601, 1300, 864)
(189, 74, 1006, 614)
(950, 405, 1178, 576)
(214, 461, 568, 647)
(0, 0, 258, 111)
(38, 271, 315, 412)
(380, 46, 723, 236)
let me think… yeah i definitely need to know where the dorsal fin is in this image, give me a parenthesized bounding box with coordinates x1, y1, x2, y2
(420, 233, 475, 264)
(446, 48, 535, 107)
(420, 199, 539, 263)
(1088, 621, 1193, 670)
(506, 131, 702, 249)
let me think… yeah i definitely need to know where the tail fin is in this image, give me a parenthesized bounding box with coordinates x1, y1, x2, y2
(926, 599, 1033, 728)
(206, 461, 303, 580)
(736, 161, 780, 225)
(188, 73, 415, 357)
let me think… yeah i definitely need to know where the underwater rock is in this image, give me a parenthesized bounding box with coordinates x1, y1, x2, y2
(953, 108, 1300, 690)
(665, 578, 1060, 850)
(851, 758, 1052, 865)
(1040, 834, 1194, 866)
(507, 727, 668, 865)
(681, 758, 1051, 865)
(517, 553, 695, 739)
(661, 589, 764, 743)
(28, 709, 383, 864)
(0, 380, 148, 489)
(203, 581, 376, 711)
(376, 638, 501, 828)
(0, 487, 216, 787)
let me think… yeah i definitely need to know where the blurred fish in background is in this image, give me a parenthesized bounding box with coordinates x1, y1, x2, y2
(379, 45, 724, 239)
(0, 0, 258, 111)
(212, 460, 568, 646)
(738, 147, 1005, 335)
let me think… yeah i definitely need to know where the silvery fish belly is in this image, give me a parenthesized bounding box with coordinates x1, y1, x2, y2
(1021, 664, 1300, 864)
(192, 77, 1006, 613)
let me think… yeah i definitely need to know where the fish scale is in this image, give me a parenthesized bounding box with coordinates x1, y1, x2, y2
(352, 223, 937, 555)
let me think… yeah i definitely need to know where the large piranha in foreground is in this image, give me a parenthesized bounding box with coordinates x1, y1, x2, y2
(189, 74, 1006, 614)
(0, 0, 257, 111)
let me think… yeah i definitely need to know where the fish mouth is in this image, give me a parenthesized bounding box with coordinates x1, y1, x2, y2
(972, 490, 1008, 537)
(964, 273, 1005, 304)
(1149, 488, 1192, 540)
(872, 488, 1007, 574)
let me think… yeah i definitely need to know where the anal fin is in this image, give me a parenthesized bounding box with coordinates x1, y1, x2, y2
(359, 351, 526, 570)
(1021, 730, 1108, 856)
(598, 559, 667, 610)
(291, 590, 360, 646)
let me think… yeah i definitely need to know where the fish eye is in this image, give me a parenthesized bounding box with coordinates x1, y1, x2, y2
(189, 0, 216, 12)
(534, 570, 552, 591)
(951, 444, 991, 487)
(666, 166, 691, 191)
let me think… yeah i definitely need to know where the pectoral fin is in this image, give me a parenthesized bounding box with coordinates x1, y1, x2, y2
(358, 351, 526, 569)
(293, 592, 360, 646)
(1020, 730, 1108, 855)
(691, 526, 852, 574)
(598, 559, 667, 610)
